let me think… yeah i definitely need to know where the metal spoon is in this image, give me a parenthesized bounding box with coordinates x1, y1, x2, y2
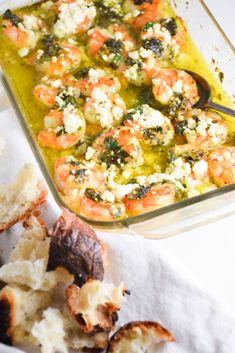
(186, 70, 235, 117)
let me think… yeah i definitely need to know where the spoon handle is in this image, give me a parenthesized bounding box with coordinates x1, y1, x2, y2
(207, 101, 235, 117)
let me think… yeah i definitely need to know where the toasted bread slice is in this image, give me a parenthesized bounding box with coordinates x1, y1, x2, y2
(66, 280, 127, 333)
(107, 321, 175, 353)
(47, 208, 104, 287)
(0, 165, 47, 233)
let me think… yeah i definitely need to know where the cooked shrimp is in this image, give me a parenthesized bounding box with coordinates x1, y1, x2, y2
(91, 127, 143, 168)
(76, 67, 121, 96)
(77, 188, 126, 221)
(87, 24, 136, 66)
(28, 36, 81, 77)
(174, 109, 228, 148)
(84, 88, 126, 128)
(33, 75, 80, 107)
(52, 0, 96, 38)
(38, 104, 86, 150)
(123, 104, 174, 145)
(54, 156, 106, 192)
(152, 68, 198, 107)
(2, 10, 47, 57)
(122, 182, 175, 215)
(208, 147, 235, 187)
(120, 47, 161, 86)
(140, 17, 186, 60)
(123, 0, 161, 29)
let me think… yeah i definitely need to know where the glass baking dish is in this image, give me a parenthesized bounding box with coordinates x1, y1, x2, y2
(0, 0, 235, 237)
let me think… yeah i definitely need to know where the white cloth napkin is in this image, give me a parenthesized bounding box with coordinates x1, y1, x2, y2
(1, 106, 235, 353)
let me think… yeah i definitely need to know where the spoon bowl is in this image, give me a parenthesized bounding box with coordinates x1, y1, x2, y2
(186, 70, 235, 117)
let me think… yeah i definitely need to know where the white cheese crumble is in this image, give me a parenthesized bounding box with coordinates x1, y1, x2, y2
(127, 104, 165, 129)
(84, 88, 125, 128)
(53, 0, 96, 38)
(63, 105, 84, 134)
(85, 146, 96, 160)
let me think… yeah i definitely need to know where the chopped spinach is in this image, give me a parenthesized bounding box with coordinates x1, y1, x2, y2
(85, 188, 102, 202)
(142, 38, 164, 57)
(3, 9, 21, 27)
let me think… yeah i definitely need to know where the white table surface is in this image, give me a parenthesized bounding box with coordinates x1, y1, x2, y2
(0, 0, 235, 315)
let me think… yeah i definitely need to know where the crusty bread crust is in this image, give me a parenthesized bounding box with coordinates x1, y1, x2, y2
(0, 287, 16, 345)
(0, 184, 47, 233)
(47, 208, 104, 287)
(106, 321, 175, 353)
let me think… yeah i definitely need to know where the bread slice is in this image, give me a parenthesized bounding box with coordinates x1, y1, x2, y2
(0, 216, 73, 291)
(66, 280, 127, 333)
(107, 321, 175, 353)
(0, 165, 47, 232)
(0, 285, 52, 346)
(47, 208, 104, 287)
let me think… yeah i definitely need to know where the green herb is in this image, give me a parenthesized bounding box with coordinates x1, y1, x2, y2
(40, 35, 61, 61)
(112, 53, 122, 66)
(143, 126, 163, 140)
(164, 93, 187, 117)
(105, 137, 119, 151)
(127, 183, 154, 200)
(142, 38, 163, 57)
(56, 126, 66, 136)
(172, 119, 187, 136)
(100, 137, 130, 168)
(85, 188, 102, 202)
(74, 68, 90, 80)
(70, 169, 86, 183)
(160, 18, 177, 36)
(104, 38, 123, 54)
(143, 22, 155, 32)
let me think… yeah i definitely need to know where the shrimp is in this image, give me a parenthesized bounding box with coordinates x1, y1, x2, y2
(52, 0, 96, 38)
(123, 104, 174, 146)
(173, 109, 228, 148)
(33, 75, 80, 107)
(38, 104, 86, 150)
(76, 188, 126, 221)
(28, 36, 81, 77)
(54, 156, 106, 192)
(123, 0, 161, 29)
(140, 17, 186, 60)
(87, 24, 136, 67)
(91, 127, 143, 168)
(84, 88, 126, 128)
(2, 10, 47, 57)
(122, 182, 175, 215)
(208, 147, 235, 187)
(120, 47, 161, 86)
(76, 67, 121, 97)
(152, 68, 198, 107)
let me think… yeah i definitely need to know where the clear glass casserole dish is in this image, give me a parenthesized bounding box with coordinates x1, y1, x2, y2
(0, 0, 234, 237)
